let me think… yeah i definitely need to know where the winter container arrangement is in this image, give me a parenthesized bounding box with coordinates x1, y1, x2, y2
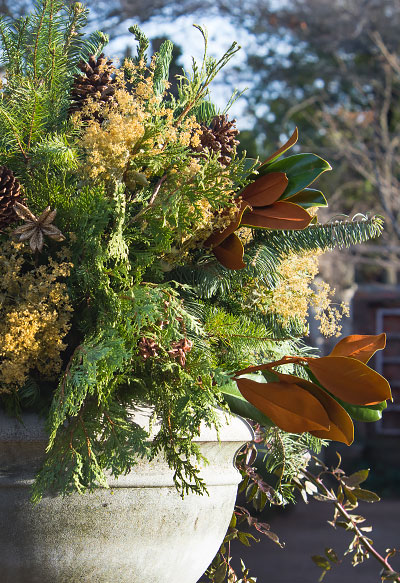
(0, 1, 392, 582)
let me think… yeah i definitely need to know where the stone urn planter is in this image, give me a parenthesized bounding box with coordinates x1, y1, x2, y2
(0, 408, 253, 583)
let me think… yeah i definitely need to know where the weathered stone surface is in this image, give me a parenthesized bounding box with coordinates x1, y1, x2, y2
(0, 409, 253, 583)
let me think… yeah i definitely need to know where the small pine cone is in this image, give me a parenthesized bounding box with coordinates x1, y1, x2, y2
(138, 337, 161, 360)
(0, 166, 24, 231)
(194, 114, 240, 166)
(168, 338, 193, 367)
(69, 54, 117, 118)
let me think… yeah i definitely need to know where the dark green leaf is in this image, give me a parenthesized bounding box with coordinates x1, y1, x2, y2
(366, 400, 387, 411)
(313, 494, 332, 502)
(335, 520, 351, 529)
(285, 188, 328, 209)
(224, 530, 238, 542)
(338, 401, 383, 422)
(265, 530, 284, 546)
(349, 515, 366, 523)
(260, 153, 331, 198)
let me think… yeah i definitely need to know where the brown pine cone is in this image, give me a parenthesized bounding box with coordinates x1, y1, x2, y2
(138, 337, 161, 360)
(168, 338, 193, 367)
(69, 54, 117, 118)
(194, 114, 240, 166)
(0, 166, 24, 231)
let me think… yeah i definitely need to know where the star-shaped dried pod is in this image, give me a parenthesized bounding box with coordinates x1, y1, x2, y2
(12, 202, 65, 252)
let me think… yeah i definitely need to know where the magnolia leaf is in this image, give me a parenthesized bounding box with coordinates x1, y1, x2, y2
(307, 356, 392, 406)
(221, 381, 274, 427)
(212, 233, 246, 270)
(277, 373, 354, 445)
(240, 201, 312, 230)
(260, 127, 299, 166)
(204, 201, 249, 248)
(303, 388, 354, 445)
(284, 188, 328, 209)
(240, 172, 288, 207)
(335, 399, 384, 423)
(235, 376, 331, 434)
(264, 153, 332, 198)
(366, 400, 387, 411)
(329, 334, 386, 364)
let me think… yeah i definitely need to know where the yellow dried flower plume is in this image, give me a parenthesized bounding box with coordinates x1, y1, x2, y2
(0, 241, 73, 393)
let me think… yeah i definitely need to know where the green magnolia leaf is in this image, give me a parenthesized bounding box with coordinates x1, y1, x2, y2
(365, 400, 387, 411)
(285, 188, 328, 209)
(305, 367, 387, 419)
(260, 153, 331, 198)
(220, 381, 274, 427)
(336, 400, 383, 422)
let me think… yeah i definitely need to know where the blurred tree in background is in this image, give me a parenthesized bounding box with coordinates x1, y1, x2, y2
(233, 0, 400, 284)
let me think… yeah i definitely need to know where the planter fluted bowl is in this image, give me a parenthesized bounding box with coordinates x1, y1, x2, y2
(0, 408, 253, 583)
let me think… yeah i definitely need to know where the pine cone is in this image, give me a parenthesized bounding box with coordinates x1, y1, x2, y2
(69, 54, 117, 118)
(138, 337, 161, 360)
(194, 114, 240, 166)
(168, 338, 193, 367)
(0, 166, 24, 231)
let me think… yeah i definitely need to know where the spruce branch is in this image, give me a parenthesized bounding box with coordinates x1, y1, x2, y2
(32, 0, 48, 83)
(0, 106, 29, 162)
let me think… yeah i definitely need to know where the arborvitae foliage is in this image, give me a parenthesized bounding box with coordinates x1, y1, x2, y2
(0, 0, 391, 513)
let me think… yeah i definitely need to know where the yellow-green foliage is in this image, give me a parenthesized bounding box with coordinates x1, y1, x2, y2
(0, 241, 73, 392)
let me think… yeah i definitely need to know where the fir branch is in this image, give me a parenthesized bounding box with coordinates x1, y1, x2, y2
(0, 105, 29, 161)
(32, 0, 48, 83)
